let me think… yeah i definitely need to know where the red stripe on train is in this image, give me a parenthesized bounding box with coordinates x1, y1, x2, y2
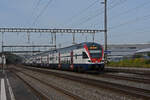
(84, 44, 103, 63)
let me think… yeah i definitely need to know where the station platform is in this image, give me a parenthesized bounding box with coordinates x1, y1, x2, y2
(0, 70, 37, 100)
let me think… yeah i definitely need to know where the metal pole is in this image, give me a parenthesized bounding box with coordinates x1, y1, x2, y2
(54, 33, 56, 49)
(72, 33, 75, 44)
(27, 32, 30, 43)
(92, 33, 95, 43)
(104, 0, 108, 63)
(1, 32, 4, 72)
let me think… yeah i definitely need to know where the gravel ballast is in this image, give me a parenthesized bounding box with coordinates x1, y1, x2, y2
(13, 66, 144, 100)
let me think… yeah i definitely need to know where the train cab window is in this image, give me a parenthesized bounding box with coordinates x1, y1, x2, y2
(82, 52, 88, 59)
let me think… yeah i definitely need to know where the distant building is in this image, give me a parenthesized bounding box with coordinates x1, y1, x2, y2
(134, 48, 150, 59)
(107, 43, 150, 61)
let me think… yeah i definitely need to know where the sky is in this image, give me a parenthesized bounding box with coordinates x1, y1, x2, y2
(0, 0, 150, 50)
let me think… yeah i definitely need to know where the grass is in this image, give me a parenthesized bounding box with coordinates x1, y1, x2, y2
(107, 58, 150, 68)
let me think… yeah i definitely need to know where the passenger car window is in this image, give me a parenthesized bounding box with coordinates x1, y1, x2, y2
(75, 54, 77, 59)
(82, 52, 88, 59)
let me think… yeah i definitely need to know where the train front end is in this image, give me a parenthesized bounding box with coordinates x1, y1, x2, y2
(84, 43, 104, 71)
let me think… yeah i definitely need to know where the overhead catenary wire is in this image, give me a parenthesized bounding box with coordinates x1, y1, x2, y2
(34, 0, 42, 9)
(108, 0, 150, 33)
(68, 7, 104, 28)
(108, 0, 128, 10)
(109, 0, 150, 20)
(71, 0, 128, 27)
(67, 0, 117, 26)
(31, 0, 42, 14)
(109, 13, 150, 30)
(32, 0, 53, 26)
(110, 28, 150, 39)
(25, 0, 42, 26)
(66, 0, 100, 25)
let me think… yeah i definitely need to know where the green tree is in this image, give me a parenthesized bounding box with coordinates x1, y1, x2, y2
(148, 52, 150, 57)
(133, 54, 142, 58)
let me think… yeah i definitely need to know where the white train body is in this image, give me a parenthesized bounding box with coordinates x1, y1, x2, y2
(24, 42, 105, 71)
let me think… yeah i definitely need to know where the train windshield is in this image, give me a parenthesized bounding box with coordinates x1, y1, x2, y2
(89, 50, 102, 58)
(88, 44, 103, 58)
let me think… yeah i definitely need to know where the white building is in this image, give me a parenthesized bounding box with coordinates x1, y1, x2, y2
(107, 43, 150, 61)
(135, 48, 150, 59)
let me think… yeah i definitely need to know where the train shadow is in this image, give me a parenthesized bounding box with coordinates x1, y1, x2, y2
(84, 71, 105, 75)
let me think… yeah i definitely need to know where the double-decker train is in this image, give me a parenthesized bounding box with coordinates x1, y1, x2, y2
(24, 42, 105, 72)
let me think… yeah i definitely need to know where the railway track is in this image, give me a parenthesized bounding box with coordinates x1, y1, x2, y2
(97, 73, 150, 84)
(105, 67, 150, 76)
(11, 71, 49, 100)
(11, 68, 85, 100)
(14, 65, 150, 99)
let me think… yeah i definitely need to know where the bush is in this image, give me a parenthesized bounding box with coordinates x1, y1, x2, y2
(133, 54, 143, 58)
(145, 59, 150, 64)
(108, 58, 150, 68)
(148, 52, 150, 57)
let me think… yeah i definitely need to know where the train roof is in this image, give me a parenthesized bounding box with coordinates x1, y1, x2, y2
(31, 42, 101, 57)
(59, 42, 100, 50)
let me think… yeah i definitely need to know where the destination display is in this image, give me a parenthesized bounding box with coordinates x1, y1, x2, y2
(89, 46, 98, 50)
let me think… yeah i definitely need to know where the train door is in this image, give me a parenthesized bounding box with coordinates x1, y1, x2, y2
(47, 55, 49, 67)
(70, 51, 74, 70)
(58, 52, 61, 69)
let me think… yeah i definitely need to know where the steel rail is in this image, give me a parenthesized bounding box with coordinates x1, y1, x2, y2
(105, 67, 150, 76)
(98, 73, 150, 84)
(10, 70, 49, 100)
(21, 66, 150, 99)
(11, 68, 85, 100)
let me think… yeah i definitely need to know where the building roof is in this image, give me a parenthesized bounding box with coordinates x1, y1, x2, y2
(136, 48, 150, 53)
